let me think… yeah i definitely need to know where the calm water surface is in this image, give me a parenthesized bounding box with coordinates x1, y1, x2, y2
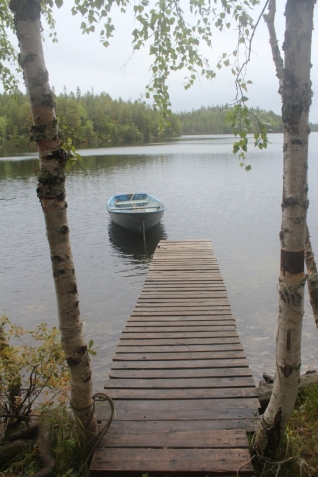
(1, 134, 318, 390)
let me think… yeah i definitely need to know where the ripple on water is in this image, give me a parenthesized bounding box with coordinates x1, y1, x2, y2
(1, 133, 318, 390)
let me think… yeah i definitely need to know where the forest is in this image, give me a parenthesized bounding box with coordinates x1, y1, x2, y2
(1, 89, 317, 150)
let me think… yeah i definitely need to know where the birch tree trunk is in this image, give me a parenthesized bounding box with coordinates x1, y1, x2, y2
(9, 0, 97, 435)
(254, 0, 315, 455)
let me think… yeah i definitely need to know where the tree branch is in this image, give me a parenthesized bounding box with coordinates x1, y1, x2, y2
(234, 0, 270, 102)
(263, 0, 284, 94)
(305, 226, 318, 328)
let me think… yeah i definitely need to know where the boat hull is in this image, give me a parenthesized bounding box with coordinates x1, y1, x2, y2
(107, 193, 166, 234)
(108, 209, 165, 234)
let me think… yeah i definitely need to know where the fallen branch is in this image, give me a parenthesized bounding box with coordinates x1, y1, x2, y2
(8, 424, 39, 442)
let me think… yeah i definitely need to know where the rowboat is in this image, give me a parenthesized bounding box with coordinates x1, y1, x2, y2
(107, 193, 166, 234)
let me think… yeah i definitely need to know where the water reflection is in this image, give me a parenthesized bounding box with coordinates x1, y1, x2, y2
(1, 134, 318, 389)
(108, 221, 168, 262)
(0, 158, 39, 179)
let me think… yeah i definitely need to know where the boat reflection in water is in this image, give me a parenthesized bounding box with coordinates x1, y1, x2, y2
(108, 220, 168, 264)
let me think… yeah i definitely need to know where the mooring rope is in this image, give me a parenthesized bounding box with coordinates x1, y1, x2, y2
(142, 221, 148, 255)
(69, 392, 115, 475)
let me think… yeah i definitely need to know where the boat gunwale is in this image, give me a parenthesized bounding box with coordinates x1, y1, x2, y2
(107, 193, 166, 214)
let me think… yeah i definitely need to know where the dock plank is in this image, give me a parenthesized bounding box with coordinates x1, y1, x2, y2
(90, 240, 259, 477)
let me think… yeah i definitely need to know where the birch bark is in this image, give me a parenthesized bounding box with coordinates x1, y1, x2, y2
(254, 0, 315, 455)
(9, 0, 97, 435)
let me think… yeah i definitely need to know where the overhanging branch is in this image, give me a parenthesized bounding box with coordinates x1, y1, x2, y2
(263, 0, 284, 94)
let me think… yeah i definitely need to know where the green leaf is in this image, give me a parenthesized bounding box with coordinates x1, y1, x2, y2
(89, 339, 94, 349)
(55, 0, 63, 8)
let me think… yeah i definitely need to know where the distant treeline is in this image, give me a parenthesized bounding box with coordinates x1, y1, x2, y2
(0, 88, 181, 148)
(0, 89, 317, 149)
(178, 105, 318, 134)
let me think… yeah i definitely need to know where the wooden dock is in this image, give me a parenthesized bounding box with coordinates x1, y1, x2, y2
(90, 240, 260, 476)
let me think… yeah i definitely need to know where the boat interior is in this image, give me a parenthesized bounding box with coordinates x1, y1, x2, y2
(110, 194, 162, 211)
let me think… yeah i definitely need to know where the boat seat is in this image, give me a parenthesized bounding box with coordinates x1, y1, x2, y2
(114, 200, 149, 208)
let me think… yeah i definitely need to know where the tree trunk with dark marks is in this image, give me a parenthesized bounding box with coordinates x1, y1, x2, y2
(9, 0, 97, 436)
(254, 0, 315, 456)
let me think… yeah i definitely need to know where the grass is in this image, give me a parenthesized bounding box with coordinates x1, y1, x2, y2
(0, 406, 88, 477)
(253, 384, 318, 477)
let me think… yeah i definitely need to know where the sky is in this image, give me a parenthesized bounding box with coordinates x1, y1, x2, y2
(4, 1, 318, 122)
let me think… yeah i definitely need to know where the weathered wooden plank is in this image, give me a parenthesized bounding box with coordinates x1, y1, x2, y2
(149, 267, 221, 271)
(147, 271, 223, 275)
(109, 367, 252, 379)
(149, 263, 219, 267)
(136, 302, 230, 307)
(104, 376, 255, 389)
(120, 331, 239, 339)
(117, 337, 242, 346)
(122, 326, 237, 333)
(127, 314, 235, 326)
(138, 293, 229, 298)
(109, 398, 260, 420)
(100, 422, 249, 448)
(113, 351, 246, 361)
(135, 300, 231, 306)
(145, 276, 223, 279)
(131, 310, 232, 316)
(103, 387, 257, 400)
(142, 285, 226, 289)
(109, 397, 260, 412)
(90, 448, 255, 474)
(111, 358, 248, 369)
(96, 418, 257, 432)
(127, 319, 236, 326)
(115, 344, 243, 353)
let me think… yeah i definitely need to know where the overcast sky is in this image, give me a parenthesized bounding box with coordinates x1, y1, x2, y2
(4, 1, 318, 122)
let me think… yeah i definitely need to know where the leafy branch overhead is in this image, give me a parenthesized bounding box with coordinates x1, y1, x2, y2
(69, 0, 269, 162)
(66, 0, 259, 115)
(0, 1, 20, 91)
(3, 0, 269, 163)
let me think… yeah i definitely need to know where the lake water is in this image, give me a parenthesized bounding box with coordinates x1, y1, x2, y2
(1, 134, 318, 390)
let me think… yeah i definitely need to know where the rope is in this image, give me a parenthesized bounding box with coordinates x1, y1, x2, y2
(68, 393, 115, 475)
(142, 221, 148, 255)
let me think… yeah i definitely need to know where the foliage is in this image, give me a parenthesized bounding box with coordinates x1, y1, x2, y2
(0, 406, 89, 477)
(285, 384, 318, 475)
(0, 89, 181, 148)
(3, 89, 318, 153)
(3, 0, 311, 161)
(0, 316, 92, 476)
(2, 0, 261, 118)
(0, 0, 20, 91)
(0, 314, 70, 424)
(177, 104, 300, 135)
(69, 0, 260, 117)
